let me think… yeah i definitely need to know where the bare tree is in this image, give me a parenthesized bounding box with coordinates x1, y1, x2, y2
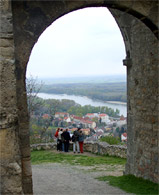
(26, 75, 44, 117)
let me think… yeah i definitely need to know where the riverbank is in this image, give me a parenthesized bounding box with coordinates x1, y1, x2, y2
(37, 93, 127, 116)
(106, 101, 127, 105)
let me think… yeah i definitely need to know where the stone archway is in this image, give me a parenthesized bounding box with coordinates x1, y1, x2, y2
(0, 1, 158, 194)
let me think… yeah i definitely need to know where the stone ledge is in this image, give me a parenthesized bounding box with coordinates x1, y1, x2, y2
(31, 141, 127, 159)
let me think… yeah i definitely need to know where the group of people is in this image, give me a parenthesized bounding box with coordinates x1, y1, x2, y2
(54, 128, 85, 153)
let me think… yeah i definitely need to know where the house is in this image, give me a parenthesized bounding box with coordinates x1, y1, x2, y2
(55, 112, 69, 118)
(71, 115, 96, 129)
(42, 114, 50, 119)
(63, 117, 71, 123)
(72, 116, 83, 124)
(85, 113, 95, 118)
(83, 117, 90, 120)
(99, 113, 110, 123)
(81, 119, 96, 129)
(117, 115, 127, 126)
(120, 115, 126, 121)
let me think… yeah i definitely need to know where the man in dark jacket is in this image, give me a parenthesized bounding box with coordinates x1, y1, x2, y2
(62, 128, 71, 152)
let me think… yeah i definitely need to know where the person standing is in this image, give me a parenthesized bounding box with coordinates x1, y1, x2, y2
(79, 130, 85, 153)
(62, 128, 71, 152)
(72, 128, 80, 153)
(54, 128, 60, 151)
(58, 128, 63, 151)
(61, 129, 65, 152)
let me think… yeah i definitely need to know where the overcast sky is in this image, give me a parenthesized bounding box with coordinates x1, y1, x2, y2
(26, 7, 126, 78)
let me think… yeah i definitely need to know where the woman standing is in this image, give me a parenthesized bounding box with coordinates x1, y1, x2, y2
(54, 128, 60, 151)
(79, 130, 85, 153)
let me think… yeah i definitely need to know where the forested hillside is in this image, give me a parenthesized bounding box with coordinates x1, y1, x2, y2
(40, 82, 127, 102)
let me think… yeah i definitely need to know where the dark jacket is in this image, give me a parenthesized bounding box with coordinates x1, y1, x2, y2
(62, 131, 71, 142)
(73, 130, 80, 142)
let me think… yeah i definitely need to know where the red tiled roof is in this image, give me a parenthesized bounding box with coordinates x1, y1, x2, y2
(81, 119, 93, 124)
(83, 117, 90, 120)
(42, 114, 50, 119)
(99, 114, 107, 117)
(73, 116, 83, 120)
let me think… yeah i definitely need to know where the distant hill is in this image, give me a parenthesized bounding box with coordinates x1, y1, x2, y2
(37, 74, 126, 84)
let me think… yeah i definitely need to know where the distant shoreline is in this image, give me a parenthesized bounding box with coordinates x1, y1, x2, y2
(106, 101, 127, 105)
(37, 92, 127, 116)
(38, 92, 127, 105)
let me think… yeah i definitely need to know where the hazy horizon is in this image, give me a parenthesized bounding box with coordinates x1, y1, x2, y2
(28, 73, 125, 79)
(30, 74, 126, 84)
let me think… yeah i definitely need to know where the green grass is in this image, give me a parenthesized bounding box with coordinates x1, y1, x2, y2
(31, 150, 126, 166)
(97, 175, 159, 194)
(100, 136, 121, 145)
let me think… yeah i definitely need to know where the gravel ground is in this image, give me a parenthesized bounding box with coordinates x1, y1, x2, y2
(32, 162, 129, 195)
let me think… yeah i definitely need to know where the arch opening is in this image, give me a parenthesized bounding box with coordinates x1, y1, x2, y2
(26, 7, 128, 193)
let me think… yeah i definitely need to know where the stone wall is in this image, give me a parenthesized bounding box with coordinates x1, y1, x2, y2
(0, 1, 23, 194)
(109, 9, 159, 183)
(0, 1, 158, 194)
(31, 142, 127, 159)
(116, 11, 159, 183)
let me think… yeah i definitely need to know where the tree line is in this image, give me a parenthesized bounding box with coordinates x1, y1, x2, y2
(40, 82, 127, 102)
(31, 97, 120, 118)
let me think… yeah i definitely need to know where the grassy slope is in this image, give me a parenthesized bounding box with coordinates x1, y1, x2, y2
(31, 150, 126, 166)
(97, 175, 159, 195)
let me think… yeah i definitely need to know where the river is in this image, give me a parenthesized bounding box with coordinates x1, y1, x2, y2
(37, 93, 127, 117)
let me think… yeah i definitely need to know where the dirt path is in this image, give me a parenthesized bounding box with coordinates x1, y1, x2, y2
(32, 151, 129, 195)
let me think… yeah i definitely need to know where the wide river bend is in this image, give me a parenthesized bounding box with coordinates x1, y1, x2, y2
(38, 93, 127, 117)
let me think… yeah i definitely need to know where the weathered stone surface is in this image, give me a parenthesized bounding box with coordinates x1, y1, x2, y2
(1, 162, 22, 194)
(0, 0, 158, 194)
(0, 1, 24, 194)
(1, 175, 22, 195)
